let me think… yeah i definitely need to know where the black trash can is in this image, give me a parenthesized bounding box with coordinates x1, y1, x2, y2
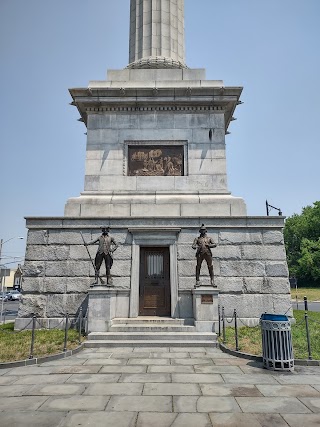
(260, 314, 294, 371)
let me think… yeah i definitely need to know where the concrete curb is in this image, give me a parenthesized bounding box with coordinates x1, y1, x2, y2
(0, 343, 85, 369)
(219, 342, 320, 366)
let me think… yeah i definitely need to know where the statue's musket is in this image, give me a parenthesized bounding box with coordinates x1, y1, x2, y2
(79, 232, 105, 284)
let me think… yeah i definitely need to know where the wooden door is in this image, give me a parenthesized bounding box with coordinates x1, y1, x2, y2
(139, 247, 171, 316)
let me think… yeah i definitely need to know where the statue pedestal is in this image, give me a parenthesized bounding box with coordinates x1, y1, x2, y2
(88, 287, 117, 332)
(192, 287, 219, 332)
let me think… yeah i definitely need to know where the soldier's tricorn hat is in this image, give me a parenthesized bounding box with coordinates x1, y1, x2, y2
(101, 226, 110, 232)
(199, 224, 207, 232)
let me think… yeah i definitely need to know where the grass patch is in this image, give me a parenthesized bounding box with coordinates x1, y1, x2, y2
(0, 322, 84, 363)
(290, 287, 320, 302)
(221, 310, 320, 360)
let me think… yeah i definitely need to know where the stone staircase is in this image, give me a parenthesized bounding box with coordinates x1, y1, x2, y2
(85, 317, 218, 348)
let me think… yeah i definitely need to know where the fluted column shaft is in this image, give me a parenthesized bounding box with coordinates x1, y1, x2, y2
(128, 0, 186, 69)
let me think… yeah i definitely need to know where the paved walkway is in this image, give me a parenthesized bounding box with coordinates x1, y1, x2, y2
(0, 346, 320, 426)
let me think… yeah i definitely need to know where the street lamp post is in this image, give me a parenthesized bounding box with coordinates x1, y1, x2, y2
(0, 237, 24, 323)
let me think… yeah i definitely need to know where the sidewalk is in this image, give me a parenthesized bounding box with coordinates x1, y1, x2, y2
(0, 346, 320, 426)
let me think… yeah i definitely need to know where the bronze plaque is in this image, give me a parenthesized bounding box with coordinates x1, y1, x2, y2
(128, 145, 184, 176)
(144, 286, 165, 308)
(201, 294, 213, 304)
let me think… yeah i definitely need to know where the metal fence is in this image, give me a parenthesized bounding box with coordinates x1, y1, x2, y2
(0, 307, 88, 360)
(218, 296, 317, 360)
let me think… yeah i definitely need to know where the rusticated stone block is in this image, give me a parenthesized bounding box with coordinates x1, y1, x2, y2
(109, 260, 131, 277)
(69, 245, 97, 260)
(48, 230, 93, 245)
(112, 245, 132, 260)
(65, 278, 91, 293)
(25, 245, 70, 261)
(241, 245, 287, 261)
(46, 294, 87, 317)
(21, 277, 44, 293)
(22, 262, 45, 277)
(111, 277, 131, 289)
(178, 260, 220, 277)
(263, 230, 284, 244)
(177, 244, 240, 261)
(18, 295, 47, 318)
(178, 277, 212, 290)
(177, 245, 197, 260)
(45, 261, 90, 277)
(263, 278, 290, 294)
(215, 277, 244, 293)
(219, 231, 262, 245)
(43, 280, 66, 294)
(265, 262, 289, 277)
(178, 230, 219, 244)
(220, 261, 265, 277)
(27, 230, 48, 245)
(219, 294, 274, 318)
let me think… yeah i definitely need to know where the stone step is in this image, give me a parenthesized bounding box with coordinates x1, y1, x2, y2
(88, 331, 217, 341)
(109, 324, 196, 333)
(84, 340, 218, 348)
(111, 317, 188, 325)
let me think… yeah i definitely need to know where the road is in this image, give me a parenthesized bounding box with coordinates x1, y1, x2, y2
(0, 300, 19, 321)
(292, 301, 320, 312)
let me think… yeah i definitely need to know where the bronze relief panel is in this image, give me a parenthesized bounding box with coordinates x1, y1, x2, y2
(128, 145, 184, 176)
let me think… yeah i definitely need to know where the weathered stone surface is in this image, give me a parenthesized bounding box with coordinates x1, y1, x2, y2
(219, 231, 263, 245)
(46, 294, 87, 317)
(110, 260, 131, 277)
(45, 261, 90, 277)
(178, 260, 220, 277)
(25, 245, 70, 261)
(18, 295, 47, 317)
(21, 277, 44, 293)
(48, 231, 92, 245)
(69, 245, 97, 260)
(263, 230, 284, 244)
(178, 230, 219, 244)
(263, 278, 290, 294)
(22, 262, 45, 277)
(27, 230, 49, 245)
(220, 261, 265, 277)
(178, 277, 211, 290)
(178, 245, 240, 260)
(265, 262, 289, 277)
(241, 245, 286, 261)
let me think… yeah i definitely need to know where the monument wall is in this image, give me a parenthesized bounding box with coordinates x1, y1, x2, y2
(16, 217, 291, 329)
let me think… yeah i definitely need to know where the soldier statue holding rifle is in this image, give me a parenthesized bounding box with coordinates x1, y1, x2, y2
(192, 224, 217, 287)
(84, 227, 119, 286)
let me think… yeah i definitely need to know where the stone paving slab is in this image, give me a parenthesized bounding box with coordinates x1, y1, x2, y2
(0, 375, 19, 385)
(200, 384, 263, 397)
(171, 358, 213, 365)
(84, 383, 143, 396)
(62, 411, 137, 427)
(107, 395, 172, 412)
(119, 373, 171, 383)
(143, 383, 201, 396)
(299, 397, 320, 413)
(169, 347, 207, 352)
(74, 352, 113, 359)
(173, 396, 198, 412)
(222, 374, 279, 384)
(66, 373, 120, 383)
(139, 412, 212, 427)
(0, 411, 68, 427)
(149, 352, 190, 358)
(109, 352, 151, 358)
(236, 396, 311, 413)
(0, 395, 49, 411)
(209, 412, 289, 427)
(256, 384, 320, 397)
(41, 358, 86, 366)
(127, 358, 170, 365)
(172, 373, 223, 383)
(282, 413, 320, 427)
(194, 365, 243, 374)
(84, 358, 128, 365)
(0, 384, 34, 397)
(197, 396, 242, 413)
(100, 365, 147, 374)
(5, 366, 57, 375)
(39, 395, 110, 411)
(52, 365, 101, 374)
(15, 373, 72, 385)
(276, 374, 320, 384)
(148, 365, 195, 373)
(26, 384, 86, 396)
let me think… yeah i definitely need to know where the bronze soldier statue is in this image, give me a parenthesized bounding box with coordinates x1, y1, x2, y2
(192, 224, 217, 287)
(85, 227, 118, 285)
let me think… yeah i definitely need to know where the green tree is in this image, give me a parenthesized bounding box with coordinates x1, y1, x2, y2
(284, 201, 320, 286)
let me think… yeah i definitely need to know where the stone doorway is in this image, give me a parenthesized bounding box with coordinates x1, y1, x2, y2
(139, 247, 171, 316)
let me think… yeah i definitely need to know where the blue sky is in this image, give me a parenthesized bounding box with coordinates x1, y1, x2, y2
(1, 0, 319, 267)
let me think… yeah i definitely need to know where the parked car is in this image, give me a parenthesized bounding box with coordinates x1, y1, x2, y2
(7, 291, 21, 301)
(0, 294, 8, 302)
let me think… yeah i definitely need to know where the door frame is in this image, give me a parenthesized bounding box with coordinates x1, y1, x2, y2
(128, 228, 180, 318)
